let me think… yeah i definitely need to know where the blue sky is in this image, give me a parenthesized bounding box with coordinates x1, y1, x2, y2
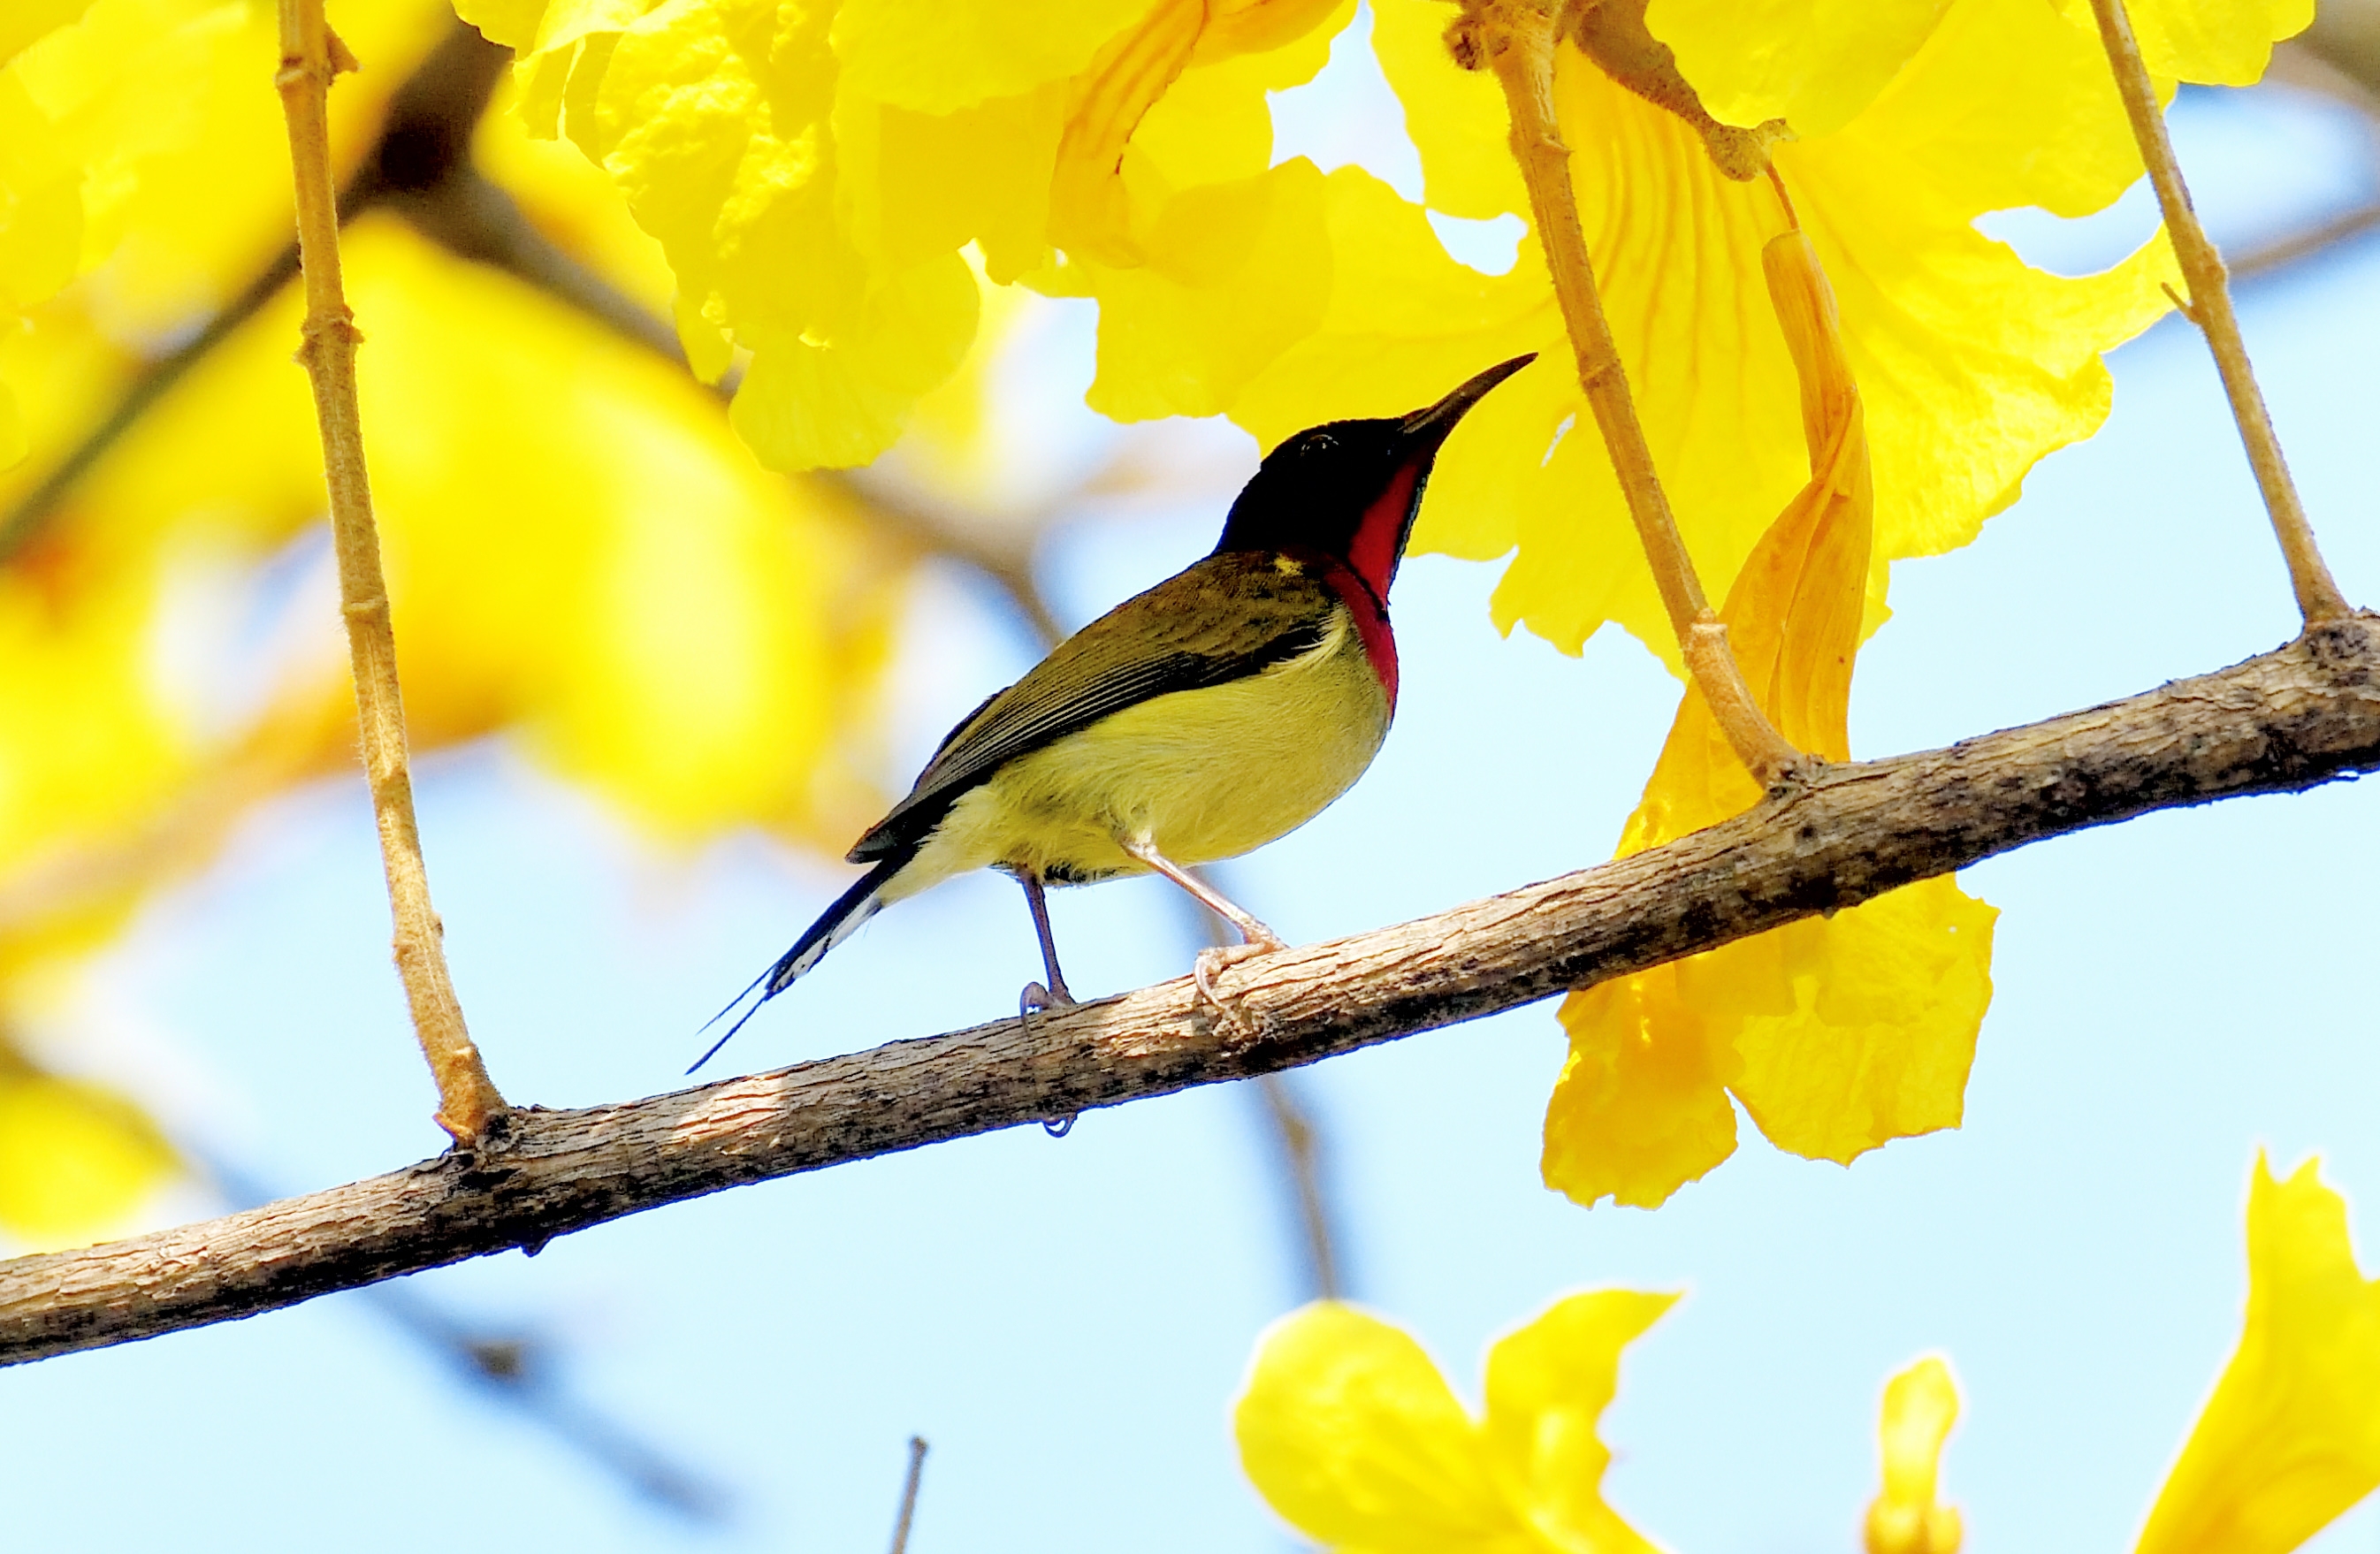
(5, 14, 2380, 1553)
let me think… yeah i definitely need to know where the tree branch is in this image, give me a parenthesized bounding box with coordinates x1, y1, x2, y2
(5, 615, 2378, 1365)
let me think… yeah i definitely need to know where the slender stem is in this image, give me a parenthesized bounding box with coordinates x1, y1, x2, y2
(1458, 0, 1804, 784)
(273, 0, 507, 1141)
(888, 1436, 928, 1554)
(2086, 0, 2352, 624)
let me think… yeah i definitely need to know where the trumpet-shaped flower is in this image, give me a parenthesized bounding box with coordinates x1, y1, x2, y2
(1219, 0, 2215, 673)
(1543, 232, 1994, 1208)
(1237, 1292, 1674, 1553)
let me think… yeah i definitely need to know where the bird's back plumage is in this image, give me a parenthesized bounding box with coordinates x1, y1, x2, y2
(851, 551, 1368, 867)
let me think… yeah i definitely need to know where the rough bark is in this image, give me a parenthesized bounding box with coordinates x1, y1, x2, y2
(4, 618, 2377, 1365)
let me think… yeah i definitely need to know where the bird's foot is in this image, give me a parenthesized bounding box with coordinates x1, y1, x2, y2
(1193, 934, 1286, 1032)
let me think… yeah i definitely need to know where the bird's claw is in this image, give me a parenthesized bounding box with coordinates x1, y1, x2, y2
(1194, 938, 1285, 1032)
(1019, 979, 1075, 1016)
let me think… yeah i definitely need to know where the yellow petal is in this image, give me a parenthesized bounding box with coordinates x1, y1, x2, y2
(0, 1066, 176, 1248)
(1545, 970, 1743, 1209)
(1726, 881, 1995, 1167)
(728, 253, 982, 472)
(1865, 1355, 1965, 1554)
(2134, 1154, 2380, 1554)
(832, 0, 1159, 115)
(1081, 157, 1333, 422)
(1481, 1290, 1676, 1554)
(1370, 0, 1527, 220)
(1645, 0, 1955, 138)
(1227, 165, 1554, 463)
(0, 0, 96, 71)
(2053, 0, 2312, 87)
(1048, 0, 1206, 266)
(1236, 1302, 1529, 1552)
(1046, 0, 1348, 266)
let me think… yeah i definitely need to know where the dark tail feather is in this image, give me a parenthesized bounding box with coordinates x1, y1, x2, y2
(688, 855, 907, 1074)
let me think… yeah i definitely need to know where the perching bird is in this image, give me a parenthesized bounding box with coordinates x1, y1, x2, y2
(693, 353, 1536, 1070)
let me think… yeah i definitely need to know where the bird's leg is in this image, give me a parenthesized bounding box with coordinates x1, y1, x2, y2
(1116, 835, 1286, 1019)
(1016, 869, 1075, 1017)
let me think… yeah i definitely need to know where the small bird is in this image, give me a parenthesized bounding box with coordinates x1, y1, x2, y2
(694, 353, 1536, 1070)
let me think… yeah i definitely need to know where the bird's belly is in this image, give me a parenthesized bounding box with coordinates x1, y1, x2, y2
(916, 636, 1391, 887)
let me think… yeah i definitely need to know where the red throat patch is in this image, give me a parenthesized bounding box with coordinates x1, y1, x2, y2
(1347, 463, 1421, 604)
(1307, 553, 1398, 713)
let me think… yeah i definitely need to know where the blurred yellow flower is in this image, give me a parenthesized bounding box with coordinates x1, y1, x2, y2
(0, 1061, 175, 1251)
(2134, 1154, 2380, 1554)
(1236, 1291, 1674, 1554)
(0, 0, 913, 1237)
(458, 0, 1359, 469)
(1544, 232, 1993, 1209)
(1865, 1356, 1964, 1554)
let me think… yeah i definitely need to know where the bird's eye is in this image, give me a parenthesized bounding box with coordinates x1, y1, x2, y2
(1303, 433, 1336, 456)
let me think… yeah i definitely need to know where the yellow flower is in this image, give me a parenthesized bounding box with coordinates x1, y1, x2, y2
(1236, 1292, 1674, 1553)
(0, 1060, 176, 1251)
(1543, 232, 1994, 1209)
(1865, 1356, 1964, 1554)
(1221, 0, 2208, 673)
(459, 0, 1360, 468)
(2134, 1154, 2380, 1554)
(1652, 0, 2312, 125)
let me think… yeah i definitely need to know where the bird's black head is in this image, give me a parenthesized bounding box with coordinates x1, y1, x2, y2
(1213, 354, 1536, 602)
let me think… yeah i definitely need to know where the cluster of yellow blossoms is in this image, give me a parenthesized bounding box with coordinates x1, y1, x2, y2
(1239, 1155, 2380, 1554)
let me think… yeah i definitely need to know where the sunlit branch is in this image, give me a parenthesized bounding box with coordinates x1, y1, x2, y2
(5, 613, 2377, 1363)
(274, 0, 506, 1141)
(1449, 0, 1804, 786)
(2086, 0, 2353, 625)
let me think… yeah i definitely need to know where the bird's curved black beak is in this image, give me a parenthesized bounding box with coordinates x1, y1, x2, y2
(1399, 352, 1537, 448)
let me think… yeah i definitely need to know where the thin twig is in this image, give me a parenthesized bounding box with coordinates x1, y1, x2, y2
(1186, 872, 1346, 1301)
(1450, 0, 1804, 785)
(188, 1147, 735, 1521)
(2086, 0, 2353, 624)
(888, 1436, 928, 1554)
(273, 0, 506, 1141)
(1254, 1073, 1343, 1299)
(2229, 199, 2380, 281)
(4, 613, 2377, 1363)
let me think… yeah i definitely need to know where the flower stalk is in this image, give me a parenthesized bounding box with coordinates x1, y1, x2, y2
(1452, 0, 1805, 786)
(272, 0, 507, 1142)
(2086, 0, 2351, 625)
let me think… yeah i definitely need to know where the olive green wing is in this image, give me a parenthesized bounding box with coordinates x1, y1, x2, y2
(848, 553, 1338, 863)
